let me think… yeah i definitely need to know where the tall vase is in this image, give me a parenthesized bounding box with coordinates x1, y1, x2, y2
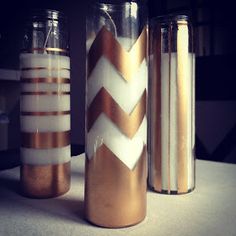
(148, 15, 195, 194)
(20, 9, 71, 198)
(85, 1, 148, 227)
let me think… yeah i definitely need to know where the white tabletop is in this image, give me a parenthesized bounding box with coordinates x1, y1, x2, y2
(0, 154, 236, 236)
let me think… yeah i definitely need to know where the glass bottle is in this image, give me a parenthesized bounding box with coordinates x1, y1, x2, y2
(20, 9, 71, 198)
(148, 15, 195, 194)
(85, 1, 148, 227)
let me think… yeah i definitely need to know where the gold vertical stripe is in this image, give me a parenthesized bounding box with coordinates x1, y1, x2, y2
(167, 23, 172, 194)
(191, 24, 196, 190)
(151, 24, 162, 192)
(177, 21, 189, 193)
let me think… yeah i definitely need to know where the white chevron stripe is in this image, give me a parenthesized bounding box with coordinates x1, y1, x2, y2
(86, 113, 147, 170)
(87, 56, 147, 114)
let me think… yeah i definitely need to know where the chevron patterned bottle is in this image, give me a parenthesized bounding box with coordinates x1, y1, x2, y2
(85, 1, 148, 227)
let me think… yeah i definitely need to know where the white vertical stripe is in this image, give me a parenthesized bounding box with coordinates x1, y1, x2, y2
(161, 53, 170, 191)
(169, 54, 178, 191)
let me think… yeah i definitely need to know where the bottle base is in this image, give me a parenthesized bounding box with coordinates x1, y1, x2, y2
(149, 185, 195, 195)
(85, 215, 146, 228)
(20, 161, 71, 199)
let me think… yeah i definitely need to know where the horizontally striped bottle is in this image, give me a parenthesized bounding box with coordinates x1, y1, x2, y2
(20, 9, 71, 198)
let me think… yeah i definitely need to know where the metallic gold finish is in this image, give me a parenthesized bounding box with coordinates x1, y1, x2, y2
(87, 88, 146, 138)
(167, 23, 172, 194)
(149, 24, 162, 192)
(88, 26, 147, 81)
(85, 145, 147, 228)
(21, 67, 70, 71)
(21, 91, 70, 95)
(21, 162, 70, 198)
(21, 111, 70, 116)
(21, 78, 70, 84)
(176, 22, 189, 193)
(149, 18, 194, 194)
(21, 130, 70, 149)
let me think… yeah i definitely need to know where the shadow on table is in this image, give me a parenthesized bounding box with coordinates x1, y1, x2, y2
(0, 174, 20, 195)
(0, 175, 88, 226)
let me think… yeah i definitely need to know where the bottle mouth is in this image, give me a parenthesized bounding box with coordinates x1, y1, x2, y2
(29, 9, 66, 21)
(150, 14, 188, 25)
(93, 1, 145, 12)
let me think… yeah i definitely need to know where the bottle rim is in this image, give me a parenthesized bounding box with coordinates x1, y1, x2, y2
(92, 1, 146, 12)
(150, 14, 189, 25)
(28, 9, 66, 21)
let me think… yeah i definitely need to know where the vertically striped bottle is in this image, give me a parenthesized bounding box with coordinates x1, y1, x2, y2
(148, 15, 195, 194)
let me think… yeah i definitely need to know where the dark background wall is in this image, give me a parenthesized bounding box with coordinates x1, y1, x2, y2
(0, 0, 236, 165)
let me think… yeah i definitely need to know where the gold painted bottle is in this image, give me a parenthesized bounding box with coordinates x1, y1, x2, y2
(20, 9, 71, 198)
(85, 1, 148, 227)
(148, 15, 195, 194)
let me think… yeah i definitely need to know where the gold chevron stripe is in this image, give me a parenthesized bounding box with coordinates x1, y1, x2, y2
(85, 144, 147, 227)
(88, 144, 147, 170)
(88, 26, 147, 81)
(87, 88, 146, 139)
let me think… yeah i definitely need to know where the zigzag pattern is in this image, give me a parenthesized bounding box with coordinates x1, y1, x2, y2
(87, 143, 147, 171)
(87, 57, 147, 113)
(87, 27, 147, 168)
(87, 114, 146, 170)
(87, 88, 146, 138)
(88, 26, 147, 81)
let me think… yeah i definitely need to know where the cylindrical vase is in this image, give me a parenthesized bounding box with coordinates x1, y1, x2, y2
(20, 9, 71, 198)
(85, 1, 148, 227)
(148, 15, 195, 194)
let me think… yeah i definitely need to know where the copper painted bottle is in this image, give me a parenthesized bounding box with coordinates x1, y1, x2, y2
(20, 9, 71, 198)
(148, 15, 195, 194)
(85, 1, 148, 227)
